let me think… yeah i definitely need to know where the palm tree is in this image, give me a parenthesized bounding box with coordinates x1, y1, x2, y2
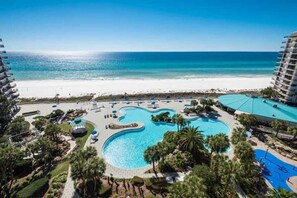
(218, 159, 240, 195)
(200, 98, 207, 108)
(237, 114, 258, 130)
(270, 188, 297, 198)
(84, 146, 97, 158)
(45, 123, 61, 143)
(156, 141, 174, 158)
(210, 154, 228, 177)
(234, 141, 254, 164)
(163, 131, 180, 144)
(271, 119, 287, 138)
(172, 114, 187, 132)
(32, 117, 47, 131)
(190, 100, 198, 109)
(84, 157, 106, 194)
(144, 145, 160, 173)
(260, 87, 279, 99)
(37, 137, 56, 169)
(168, 175, 209, 198)
(6, 116, 29, 138)
(0, 146, 24, 197)
(178, 126, 204, 154)
(191, 164, 217, 195)
(287, 126, 297, 140)
(231, 127, 247, 145)
(206, 133, 230, 155)
(70, 146, 105, 196)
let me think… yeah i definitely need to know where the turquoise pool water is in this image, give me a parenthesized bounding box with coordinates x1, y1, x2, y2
(255, 149, 297, 191)
(103, 107, 230, 169)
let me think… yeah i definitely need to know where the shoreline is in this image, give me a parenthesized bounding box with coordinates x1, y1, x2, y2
(16, 77, 271, 99)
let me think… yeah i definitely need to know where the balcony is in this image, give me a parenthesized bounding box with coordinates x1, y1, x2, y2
(4, 90, 13, 97)
(9, 83, 16, 88)
(0, 68, 10, 73)
(9, 78, 15, 83)
(0, 75, 7, 81)
(6, 73, 13, 78)
(11, 93, 19, 98)
(0, 80, 9, 86)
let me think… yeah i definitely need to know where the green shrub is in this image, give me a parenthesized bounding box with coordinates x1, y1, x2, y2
(16, 177, 49, 198)
(132, 176, 144, 186)
(54, 173, 67, 183)
(144, 178, 152, 189)
(52, 181, 62, 189)
(99, 185, 112, 197)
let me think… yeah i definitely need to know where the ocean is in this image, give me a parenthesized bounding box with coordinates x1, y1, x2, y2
(8, 52, 277, 81)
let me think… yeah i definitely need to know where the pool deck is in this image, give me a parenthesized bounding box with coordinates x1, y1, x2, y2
(18, 99, 241, 198)
(250, 137, 297, 193)
(286, 176, 297, 193)
(18, 100, 239, 177)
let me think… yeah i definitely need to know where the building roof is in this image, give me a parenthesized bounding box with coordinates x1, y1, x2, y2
(218, 94, 297, 123)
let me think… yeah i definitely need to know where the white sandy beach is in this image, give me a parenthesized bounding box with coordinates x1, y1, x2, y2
(16, 77, 272, 98)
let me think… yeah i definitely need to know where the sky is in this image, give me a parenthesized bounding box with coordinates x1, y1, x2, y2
(1, 0, 296, 52)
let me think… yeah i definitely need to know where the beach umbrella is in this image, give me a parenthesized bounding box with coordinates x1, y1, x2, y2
(112, 110, 117, 114)
(151, 101, 156, 105)
(112, 98, 116, 101)
(91, 130, 98, 135)
(150, 97, 154, 100)
(188, 96, 193, 99)
(125, 97, 129, 101)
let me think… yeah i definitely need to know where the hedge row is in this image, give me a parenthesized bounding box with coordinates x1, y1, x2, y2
(16, 177, 49, 198)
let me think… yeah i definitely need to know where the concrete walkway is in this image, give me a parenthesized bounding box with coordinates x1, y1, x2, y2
(286, 176, 297, 193)
(61, 135, 76, 156)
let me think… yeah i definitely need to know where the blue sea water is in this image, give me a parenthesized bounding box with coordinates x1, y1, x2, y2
(103, 107, 230, 169)
(8, 52, 277, 81)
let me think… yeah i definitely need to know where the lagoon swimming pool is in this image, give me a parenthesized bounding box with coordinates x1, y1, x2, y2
(103, 107, 230, 169)
(255, 149, 297, 192)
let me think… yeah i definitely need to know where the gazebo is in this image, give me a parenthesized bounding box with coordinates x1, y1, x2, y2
(70, 117, 87, 135)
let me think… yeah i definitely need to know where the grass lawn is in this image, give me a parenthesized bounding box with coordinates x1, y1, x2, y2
(51, 160, 70, 178)
(59, 123, 72, 133)
(76, 123, 94, 148)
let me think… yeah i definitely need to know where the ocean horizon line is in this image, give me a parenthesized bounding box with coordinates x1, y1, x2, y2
(7, 50, 279, 54)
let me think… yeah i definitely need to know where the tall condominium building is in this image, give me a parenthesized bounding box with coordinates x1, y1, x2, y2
(272, 32, 297, 105)
(0, 39, 19, 119)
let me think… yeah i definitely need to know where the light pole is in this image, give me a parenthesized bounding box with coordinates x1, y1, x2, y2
(264, 146, 269, 158)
